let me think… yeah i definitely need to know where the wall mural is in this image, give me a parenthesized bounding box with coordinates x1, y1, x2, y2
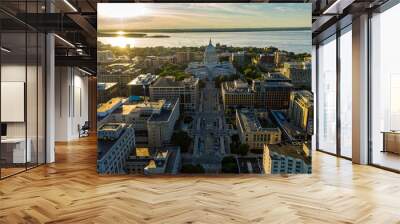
(97, 3, 313, 175)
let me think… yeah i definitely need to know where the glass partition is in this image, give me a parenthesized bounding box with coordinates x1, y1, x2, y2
(0, 1, 46, 179)
(1, 31, 28, 177)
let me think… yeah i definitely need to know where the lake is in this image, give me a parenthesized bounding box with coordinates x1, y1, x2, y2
(98, 30, 311, 54)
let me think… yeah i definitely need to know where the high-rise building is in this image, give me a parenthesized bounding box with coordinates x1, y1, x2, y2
(101, 99, 179, 148)
(97, 82, 118, 104)
(282, 62, 311, 88)
(150, 76, 199, 113)
(221, 79, 293, 110)
(97, 123, 136, 174)
(221, 80, 255, 109)
(263, 144, 311, 174)
(98, 63, 142, 96)
(253, 80, 294, 110)
(236, 109, 282, 150)
(176, 51, 192, 64)
(231, 51, 252, 67)
(288, 90, 314, 135)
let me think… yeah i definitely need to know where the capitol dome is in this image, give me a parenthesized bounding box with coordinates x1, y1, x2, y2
(203, 39, 218, 65)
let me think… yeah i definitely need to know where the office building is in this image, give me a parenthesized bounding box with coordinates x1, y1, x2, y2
(231, 51, 252, 67)
(97, 123, 136, 174)
(127, 73, 159, 97)
(263, 144, 311, 174)
(257, 53, 275, 70)
(236, 109, 281, 150)
(176, 51, 196, 64)
(221, 80, 255, 109)
(98, 63, 142, 96)
(252, 80, 294, 110)
(282, 62, 311, 88)
(101, 99, 179, 148)
(288, 90, 314, 135)
(125, 147, 181, 175)
(150, 76, 199, 112)
(97, 82, 118, 103)
(221, 79, 293, 110)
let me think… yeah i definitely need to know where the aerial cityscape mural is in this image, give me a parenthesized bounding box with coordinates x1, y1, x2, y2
(97, 3, 313, 175)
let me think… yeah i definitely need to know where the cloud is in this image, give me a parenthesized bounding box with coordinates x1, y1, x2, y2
(98, 3, 311, 30)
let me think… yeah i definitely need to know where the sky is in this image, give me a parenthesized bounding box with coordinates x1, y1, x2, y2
(98, 3, 311, 31)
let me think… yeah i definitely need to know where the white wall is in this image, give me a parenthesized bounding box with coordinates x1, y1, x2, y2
(1, 63, 46, 164)
(55, 67, 89, 141)
(1, 64, 26, 138)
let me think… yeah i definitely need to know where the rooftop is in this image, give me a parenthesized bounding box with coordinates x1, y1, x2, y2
(98, 82, 117, 91)
(270, 110, 307, 142)
(97, 97, 125, 114)
(97, 123, 130, 159)
(149, 99, 178, 122)
(294, 90, 314, 100)
(265, 144, 311, 164)
(116, 100, 165, 115)
(237, 109, 278, 132)
(222, 80, 252, 93)
(136, 148, 150, 157)
(152, 76, 182, 87)
(262, 81, 294, 88)
(151, 76, 198, 88)
(98, 123, 123, 132)
(263, 72, 290, 82)
(127, 73, 159, 86)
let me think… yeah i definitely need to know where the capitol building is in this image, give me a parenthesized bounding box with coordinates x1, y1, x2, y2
(185, 39, 236, 80)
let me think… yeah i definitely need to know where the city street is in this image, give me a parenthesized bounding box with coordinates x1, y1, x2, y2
(190, 78, 231, 173)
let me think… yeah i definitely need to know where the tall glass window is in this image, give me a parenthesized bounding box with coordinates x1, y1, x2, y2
(317, 35, 337, 154)
(370, 3, 400, 171)
(339, 26, 352, 158)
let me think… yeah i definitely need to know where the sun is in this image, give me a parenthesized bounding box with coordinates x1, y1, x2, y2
(109, 36, 135, 48)
(98, 3, 150, 19)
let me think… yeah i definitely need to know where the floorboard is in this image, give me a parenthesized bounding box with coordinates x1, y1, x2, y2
(1, 136, 400, 224)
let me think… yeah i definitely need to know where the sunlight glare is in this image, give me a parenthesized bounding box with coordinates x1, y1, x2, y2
(99, 4, 150, 19)
(110, 36, 135, 48)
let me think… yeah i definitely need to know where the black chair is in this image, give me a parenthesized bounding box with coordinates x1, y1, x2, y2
(79, 121, 90, 138)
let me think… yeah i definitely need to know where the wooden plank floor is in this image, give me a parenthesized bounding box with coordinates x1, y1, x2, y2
(1, 136, 400, 224)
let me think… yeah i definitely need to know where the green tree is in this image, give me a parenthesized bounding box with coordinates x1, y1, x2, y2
(171, 131, 192, 153)
(158, 63, 190, 81)
(221, 156, 239, 173)
(183, 116, 193, 124)
(181, 164, 205, 173)
(238, 144, 249, 156)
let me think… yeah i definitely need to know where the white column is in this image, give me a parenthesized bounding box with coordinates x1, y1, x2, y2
(352, 14, 369, 164)
(46, 32, 55, 163)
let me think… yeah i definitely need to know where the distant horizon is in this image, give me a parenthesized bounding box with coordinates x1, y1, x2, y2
(98, 3, 311, 31)
(98, 27, 310, 33)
